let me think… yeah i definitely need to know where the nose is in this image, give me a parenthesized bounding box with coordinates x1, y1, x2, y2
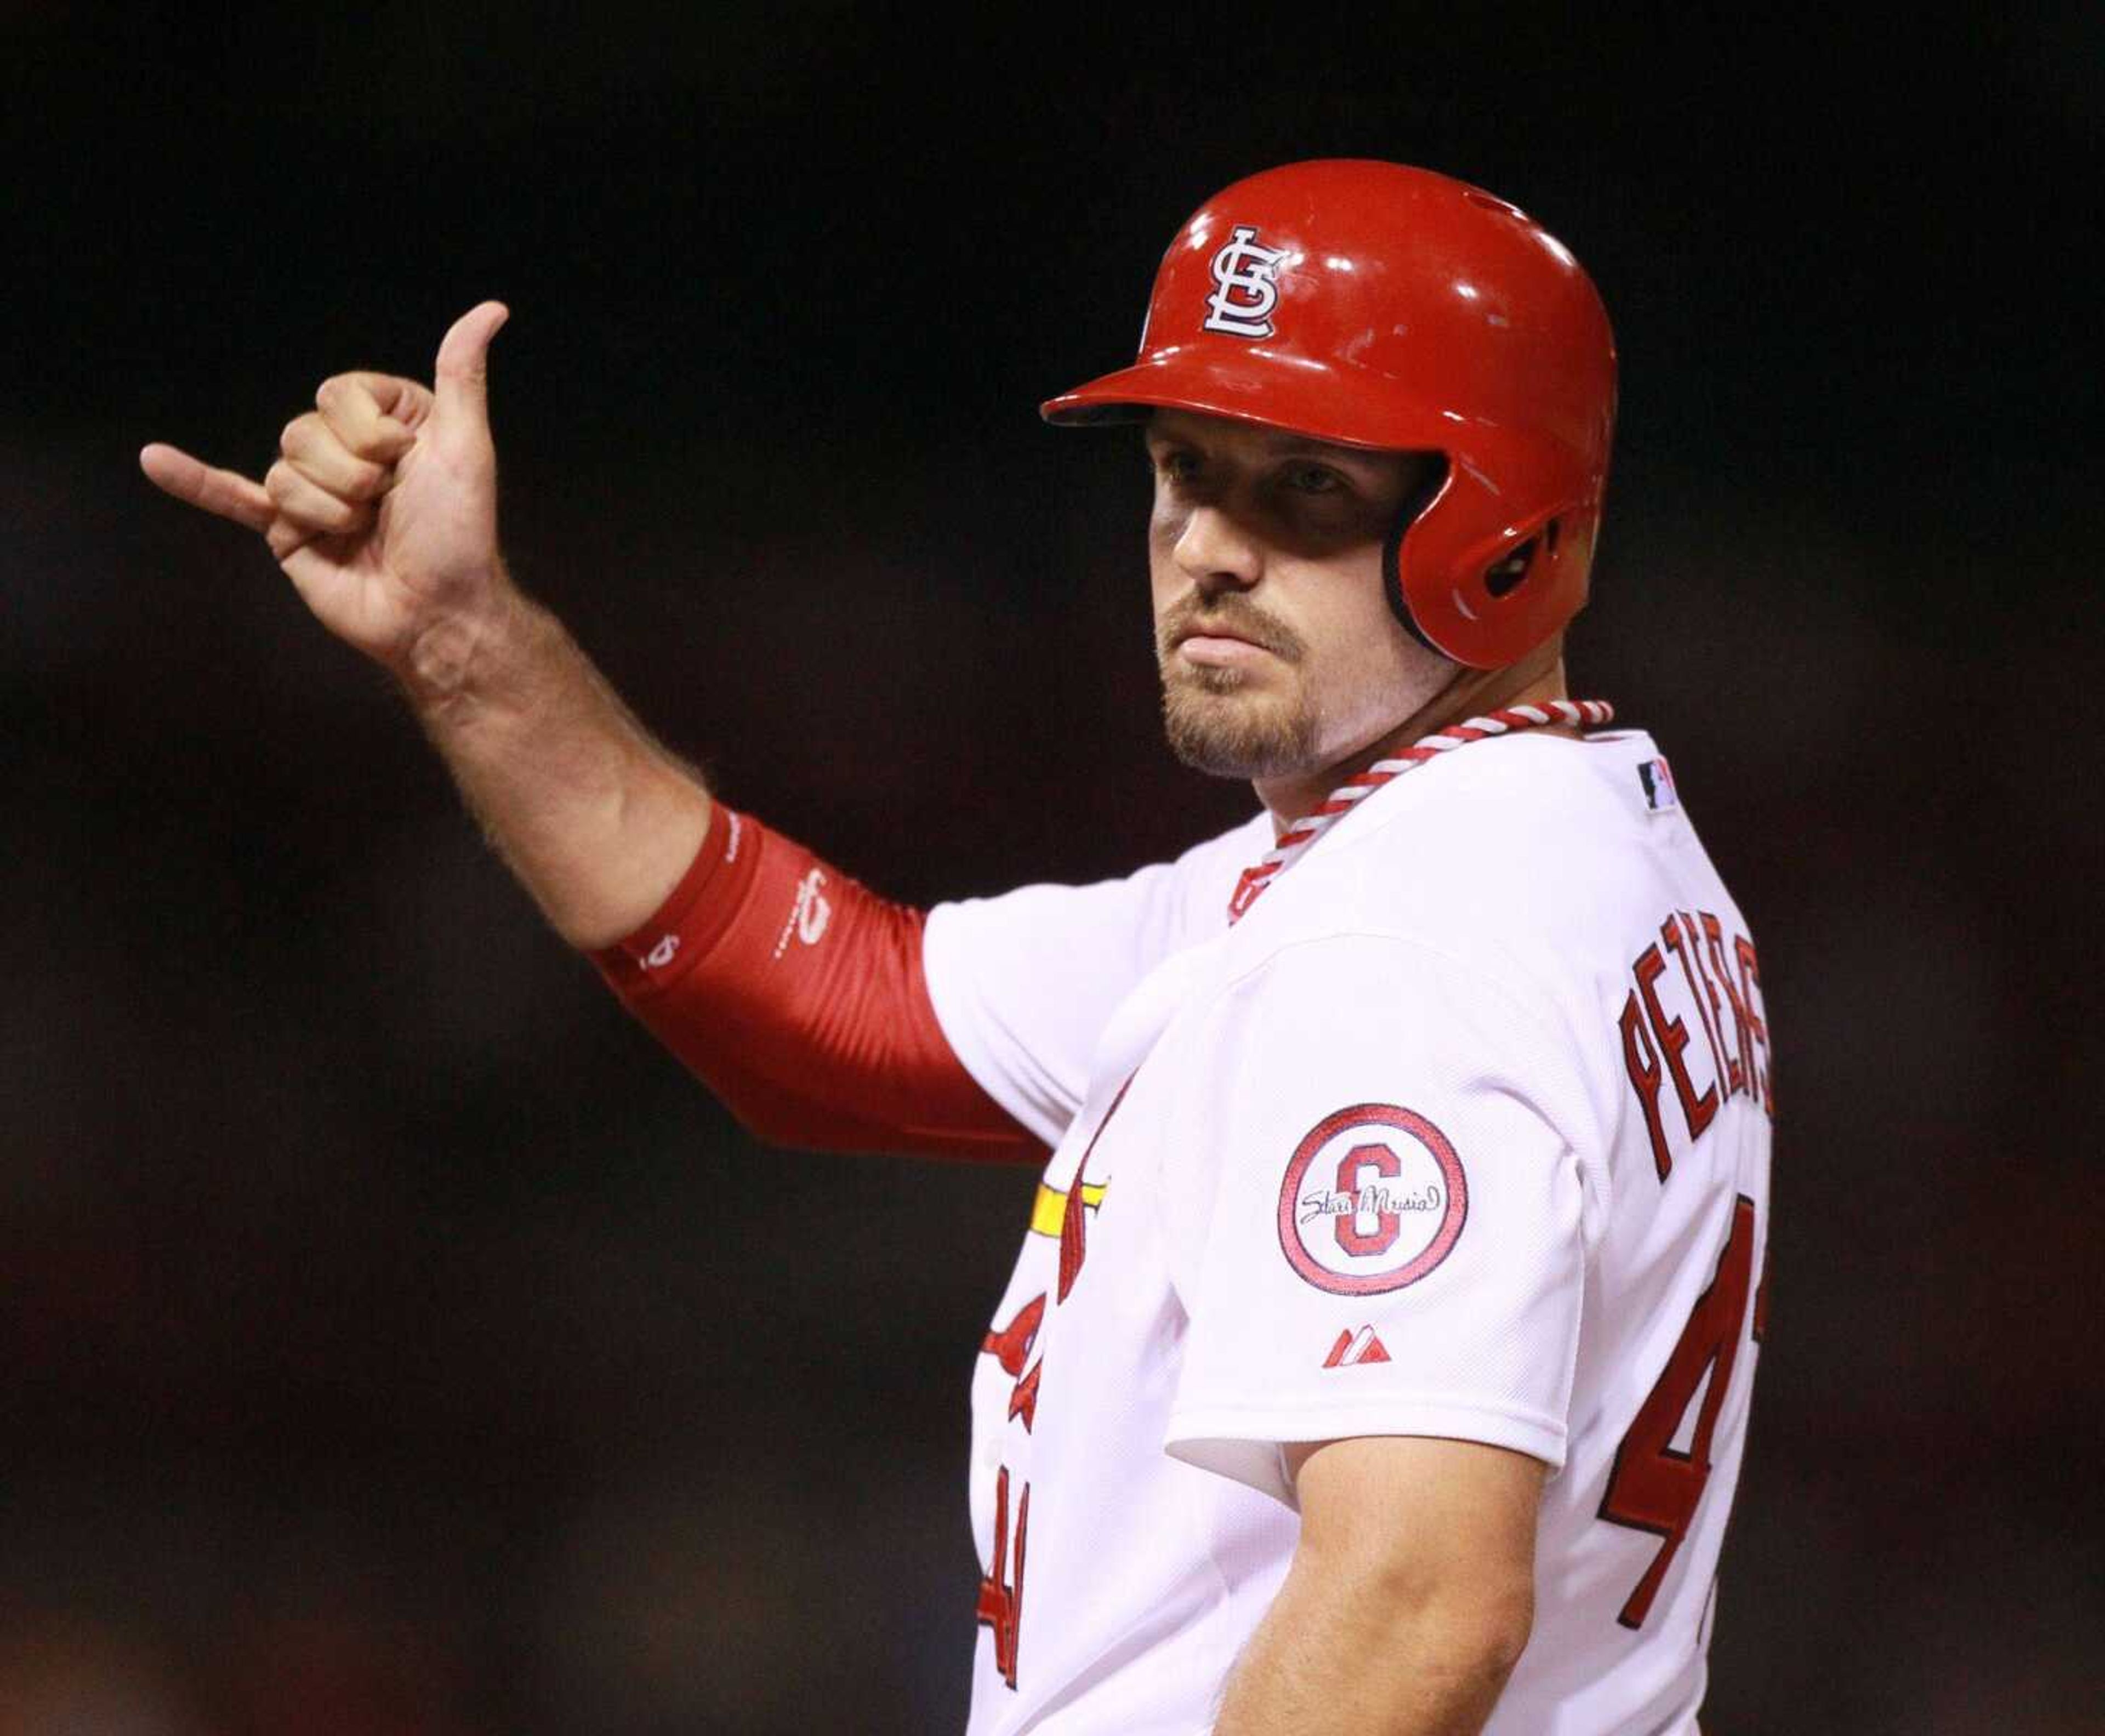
(1173, 502, 1263, 594)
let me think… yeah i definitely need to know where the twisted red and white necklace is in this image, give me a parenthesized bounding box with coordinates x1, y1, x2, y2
(1226, 698, 1615, 923)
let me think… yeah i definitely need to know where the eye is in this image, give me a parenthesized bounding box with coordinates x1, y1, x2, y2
(1151, 447, 1202, 485)
(1282, 462, 1347, 496)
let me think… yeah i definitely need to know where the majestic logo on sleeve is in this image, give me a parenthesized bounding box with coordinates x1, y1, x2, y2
(1277, 1105, 1468, 1295)
(1322, 1324, 1392, 1368)
(1203, 225, 1291, 338)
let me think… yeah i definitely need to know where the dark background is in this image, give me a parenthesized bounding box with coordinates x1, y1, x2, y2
(6, 7, 2101, 1733)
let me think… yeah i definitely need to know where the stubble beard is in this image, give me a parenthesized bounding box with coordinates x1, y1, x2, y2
(1158, 661, 1326, 780)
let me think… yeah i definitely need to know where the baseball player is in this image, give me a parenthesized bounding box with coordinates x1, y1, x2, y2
(143, 160, 1772, 1734)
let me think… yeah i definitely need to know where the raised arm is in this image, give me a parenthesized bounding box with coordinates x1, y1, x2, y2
(140, 304, 706, 948)
(140, 308, 1036, 1163)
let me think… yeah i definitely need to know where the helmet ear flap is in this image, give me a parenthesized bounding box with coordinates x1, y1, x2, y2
(1390, 438, 1600, 669)
(1384, 456, 1452, 655)
(1484, 521, 1552, 598)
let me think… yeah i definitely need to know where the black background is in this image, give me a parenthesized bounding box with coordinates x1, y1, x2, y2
(6, 7, 2101, 1732)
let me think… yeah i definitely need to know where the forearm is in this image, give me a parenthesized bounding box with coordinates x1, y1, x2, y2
(143, 310, 709, 953)
(589, 802, 1042, 1163)
(400, 574, 710, 949)
(140, 312, 1027, 1153)
(1212, 1553, 1527, 1736)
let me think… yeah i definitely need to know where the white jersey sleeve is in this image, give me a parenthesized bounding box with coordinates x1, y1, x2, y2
(921, 813, 1272, 1148)
(1161, 933, 1610, 1504)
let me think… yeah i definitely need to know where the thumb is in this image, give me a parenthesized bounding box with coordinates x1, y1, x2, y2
(433, 300, 509, 428)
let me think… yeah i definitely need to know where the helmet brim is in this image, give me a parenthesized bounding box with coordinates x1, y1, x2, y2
(1040, 348, 1457, 456)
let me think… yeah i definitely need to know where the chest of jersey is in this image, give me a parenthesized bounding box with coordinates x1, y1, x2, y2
(958, 743, 1774, 1736)
(966, 938, 1255, 1726)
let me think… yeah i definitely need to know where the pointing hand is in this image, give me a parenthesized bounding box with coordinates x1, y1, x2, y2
(141, 302, 514, 677)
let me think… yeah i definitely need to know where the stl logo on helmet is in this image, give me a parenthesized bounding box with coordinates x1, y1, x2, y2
(1202, 225, 1292, 339)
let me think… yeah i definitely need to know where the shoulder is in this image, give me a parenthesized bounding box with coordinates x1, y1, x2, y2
(1207, 732, 1689, 1105)
(1361, 727, 1659, 885)
(1245, 730, 1674, 964)
(929, 807, 1271, 949)
(1161, 806, 1279, 917)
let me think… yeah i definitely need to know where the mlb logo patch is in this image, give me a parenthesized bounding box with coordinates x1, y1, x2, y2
(1637, 757, 1680, 813)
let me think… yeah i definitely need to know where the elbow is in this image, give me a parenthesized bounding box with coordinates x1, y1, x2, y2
(723, 1097, 808, 1152)
(1376, 1565, 1535, 1693)
(1472, 1578, 1535, 1684)
(722, 1097, 862, 1156)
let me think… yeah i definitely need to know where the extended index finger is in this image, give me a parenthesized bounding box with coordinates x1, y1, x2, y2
(139, 442, 275, 532)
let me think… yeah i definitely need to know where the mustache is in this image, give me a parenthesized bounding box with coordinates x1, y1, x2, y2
(1157, 594, 1304, 662)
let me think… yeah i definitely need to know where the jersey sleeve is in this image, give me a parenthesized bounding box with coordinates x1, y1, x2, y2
(590, 803, 1043, 1164)
(921, 813, 1271, 1148)
(1161, 935, 1609, 1506)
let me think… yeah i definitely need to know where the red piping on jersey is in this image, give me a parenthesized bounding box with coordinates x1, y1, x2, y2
(590, 803, 1044, 1164)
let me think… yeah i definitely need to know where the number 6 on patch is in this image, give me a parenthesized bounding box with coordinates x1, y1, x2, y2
(1598, 1196, 1761, 1629)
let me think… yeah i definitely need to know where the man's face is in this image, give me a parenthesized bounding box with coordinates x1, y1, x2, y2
(1146, 409, 1450, 783)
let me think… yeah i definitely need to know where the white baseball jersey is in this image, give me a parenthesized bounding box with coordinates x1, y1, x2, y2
(922, 727, 1773, 1735)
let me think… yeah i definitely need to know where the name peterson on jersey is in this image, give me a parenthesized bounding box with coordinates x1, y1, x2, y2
(924, 728, 1772, 1736)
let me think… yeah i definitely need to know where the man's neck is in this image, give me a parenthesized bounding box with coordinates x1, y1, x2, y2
(1255, 650, 1573, 830)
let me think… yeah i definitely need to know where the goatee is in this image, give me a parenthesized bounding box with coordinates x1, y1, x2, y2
(1159, 664, 1324, 778)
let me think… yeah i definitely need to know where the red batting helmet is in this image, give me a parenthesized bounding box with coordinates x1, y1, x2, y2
(1042, 160, 1617, 670)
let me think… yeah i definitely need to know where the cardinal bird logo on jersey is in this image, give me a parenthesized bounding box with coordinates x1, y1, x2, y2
(1203, 225, 1291, 338)
(1277, 1104, 1469, 1296)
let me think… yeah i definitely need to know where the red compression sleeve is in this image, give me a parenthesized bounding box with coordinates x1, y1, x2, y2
(590, 803, 1045, 1164)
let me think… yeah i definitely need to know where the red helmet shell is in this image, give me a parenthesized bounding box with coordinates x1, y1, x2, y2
(1043, 160, 1617, 669)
